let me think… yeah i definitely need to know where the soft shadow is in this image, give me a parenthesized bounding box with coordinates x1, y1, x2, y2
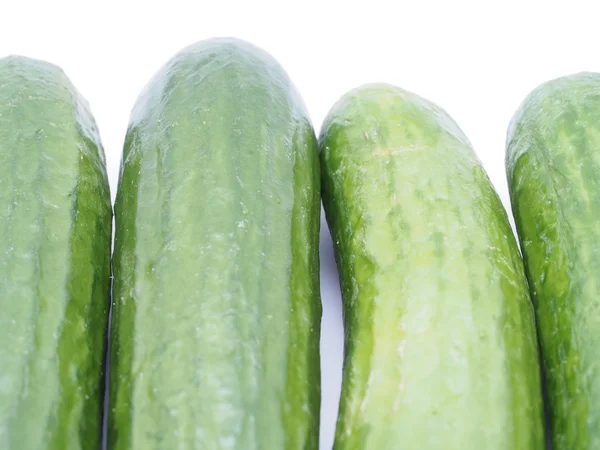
(319, 207, 344, 450)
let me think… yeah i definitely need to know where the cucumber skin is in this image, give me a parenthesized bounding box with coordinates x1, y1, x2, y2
(321, 84, 544, 450)
(110, 38, 321, 450)
(507, 72, 600, 450)
(0, 57, 112, 449)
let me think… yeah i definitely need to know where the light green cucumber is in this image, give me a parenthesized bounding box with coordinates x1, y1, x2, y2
(0, 56, 112, 449)
(110, 38, 321, 449)
(321, 83, 545, 449)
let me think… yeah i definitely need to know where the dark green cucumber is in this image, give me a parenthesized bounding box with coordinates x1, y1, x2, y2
(507, 72, 600, 450)
(320, 83, 544, 449)
(0, 56, 112, 449)
(110, 38, 321, 449)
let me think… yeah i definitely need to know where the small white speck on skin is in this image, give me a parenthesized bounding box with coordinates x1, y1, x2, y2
(392, 380, 405, 411)
(359, 372, 374, 416)
(397, 340, 406, 358)
(220, 436, 236, 449)
(417, 324, 430, 333)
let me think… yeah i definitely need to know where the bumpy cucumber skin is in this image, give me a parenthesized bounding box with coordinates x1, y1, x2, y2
(507, 72, 600, 450)
(110, 38, 321, 450)
(321, 84, 544, 450)
(0, 57, 112, 449)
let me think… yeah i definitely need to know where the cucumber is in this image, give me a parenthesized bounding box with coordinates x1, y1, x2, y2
(0, 56, 112, 449)
(507, 72, 600, 449)
(320, 83, 545, 449)
(109, 38, 322, 449)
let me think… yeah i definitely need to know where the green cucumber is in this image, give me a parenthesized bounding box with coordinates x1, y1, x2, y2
(109, 38, 321, 449)
(320, 83, 545, 449)
(507, 72, 600, 449)
(0, 56, 112, 449)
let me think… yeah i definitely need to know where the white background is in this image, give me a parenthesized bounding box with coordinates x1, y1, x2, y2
(1, 1, 597, 448)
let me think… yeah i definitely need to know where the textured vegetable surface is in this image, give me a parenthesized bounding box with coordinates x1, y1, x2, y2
(321, 83, 544, 449)
(507, 72, 600, 450)
(109, 38, 321, 450)
(0, 56, 112, 449)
